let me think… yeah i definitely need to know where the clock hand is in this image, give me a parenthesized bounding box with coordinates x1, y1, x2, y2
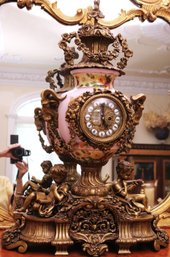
(101, 104, 108, 129)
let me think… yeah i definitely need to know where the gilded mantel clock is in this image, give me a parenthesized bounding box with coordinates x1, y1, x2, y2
(1, 0, 169, 257)
(80, 94, 127, 143)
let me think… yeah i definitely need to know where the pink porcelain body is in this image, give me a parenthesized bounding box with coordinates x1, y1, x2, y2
(57, 68, 120, 161)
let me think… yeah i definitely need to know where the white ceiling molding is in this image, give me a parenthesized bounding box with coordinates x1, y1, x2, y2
(0, 53, 23, 63)
(0, 69, 169, 95)
(116, 75, 170, 95)
(0, 70, 47, 87)
(126, 66, 170, 76)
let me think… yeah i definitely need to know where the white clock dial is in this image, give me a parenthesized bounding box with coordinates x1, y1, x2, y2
(80, 94, 126, 143)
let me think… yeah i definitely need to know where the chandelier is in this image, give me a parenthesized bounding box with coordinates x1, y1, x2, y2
(0, 0, 170, 256)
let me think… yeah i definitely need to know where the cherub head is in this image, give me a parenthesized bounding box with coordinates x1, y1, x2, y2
(50, 164, 67, 184)
(116, 160, 134, 180)
(41, 160, 53, 174)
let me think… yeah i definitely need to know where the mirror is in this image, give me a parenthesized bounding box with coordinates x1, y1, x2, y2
(0, 0, 169, 213)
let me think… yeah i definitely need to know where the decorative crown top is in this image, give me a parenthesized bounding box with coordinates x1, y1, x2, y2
(58, 1, 133, 75)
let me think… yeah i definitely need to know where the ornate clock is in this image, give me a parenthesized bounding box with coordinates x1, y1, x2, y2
(66, 90, 130, 150)
(80, 94, 127, 143)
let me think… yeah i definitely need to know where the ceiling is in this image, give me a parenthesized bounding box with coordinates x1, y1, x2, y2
(0, 3, 170, 94)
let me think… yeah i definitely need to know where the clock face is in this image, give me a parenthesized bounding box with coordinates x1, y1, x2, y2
(80, 94, 127, 143)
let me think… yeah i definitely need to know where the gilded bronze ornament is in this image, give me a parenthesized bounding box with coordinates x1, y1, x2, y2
(0, 0, 169, 25)
(0, 0, 170, 256)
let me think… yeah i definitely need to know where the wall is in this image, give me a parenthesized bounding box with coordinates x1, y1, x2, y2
(0, 82, 47, 177)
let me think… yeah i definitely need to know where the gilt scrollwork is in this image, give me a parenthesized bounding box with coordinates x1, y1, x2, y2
(45, 69, 64, 91)
(40, 89, 70, 155)
(3, 239, 28, 253)
(16, 0, 86, 25)
(131, 0, 170, 22)
(2, 216, 28, 253)
(69, 198, 118, 256)
(0, 0, 169, 27)
(41, 89, 65, 122)
(152, 217, 169, 250)
(34, 107, 54, 153)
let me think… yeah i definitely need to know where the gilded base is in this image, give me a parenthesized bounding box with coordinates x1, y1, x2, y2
(2, 194, 169, 256)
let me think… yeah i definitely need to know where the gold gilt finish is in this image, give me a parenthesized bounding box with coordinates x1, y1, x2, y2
(37, 88, 146, 162)
(65, 89, 144, 153)
(151, 193, 170, 227)
(52, 223, 74, 255)
(99, 0, 170, 27)
(0, 1, 170, 257)
(79, 93, 127, 144)
(2, 160, 169, 256)
(45, 26, 133, 91)
(0, 0, 169, 25)
(58, 26, 133, 72)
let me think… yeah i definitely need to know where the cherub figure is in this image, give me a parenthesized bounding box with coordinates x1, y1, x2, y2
(21, 160, 53, 195)
(18, 164, 69, 217)
(112, 160, 148, 211)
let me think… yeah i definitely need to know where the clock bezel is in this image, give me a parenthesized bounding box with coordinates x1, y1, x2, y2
(79, 93, 127, 144)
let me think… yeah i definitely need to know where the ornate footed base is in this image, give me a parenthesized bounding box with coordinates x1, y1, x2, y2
(2, 213, 73, 255)
(2, 160, 170, 257)
(3, 240, 28, 253)
(2, 194, 169, 257)
(117, 243, 132, 255)
(51, 223, 74, 255)
(116, 217, 156, 254)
